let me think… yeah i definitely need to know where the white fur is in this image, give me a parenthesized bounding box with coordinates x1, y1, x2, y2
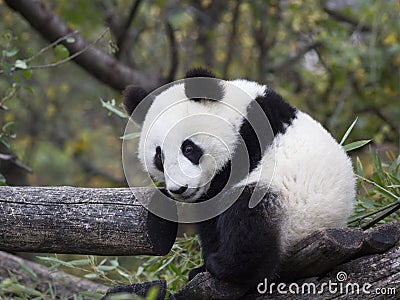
(245, 111, 355, 253)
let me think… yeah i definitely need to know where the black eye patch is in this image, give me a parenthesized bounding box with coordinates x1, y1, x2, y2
(154, 146, 164, 172)
(181, 139, 203, 165)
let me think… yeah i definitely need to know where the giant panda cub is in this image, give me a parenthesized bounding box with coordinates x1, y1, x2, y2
(123, 68, 355, 288)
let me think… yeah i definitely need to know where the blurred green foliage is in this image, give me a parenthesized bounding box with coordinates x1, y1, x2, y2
(0, 0, 399, 186)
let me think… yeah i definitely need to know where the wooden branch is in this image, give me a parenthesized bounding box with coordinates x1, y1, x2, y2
(0, 186, 177, 256)
(323, 6, 371, 32)
(279, 227, 364, 281)
(115, 0, 143, 59)
(0, 251, 107, 297)
(173, 272, 247, 300)
(164, 22, 179, 83)
(4, 0, 160, 91)
(247, 245, 400, 299)
(169, 223, 400, 300)
(269, 42, 321, 73)
(222, 0, 241, 78)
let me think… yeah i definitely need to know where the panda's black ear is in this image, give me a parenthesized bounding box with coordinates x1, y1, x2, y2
(123, 85, 154, 123)
(184, 67, 225, 101)
(185, 67, 216, 78)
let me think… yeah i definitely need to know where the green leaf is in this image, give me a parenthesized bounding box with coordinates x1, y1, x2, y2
(339, 117, 358, 145)
(37, 256, 74, 268)
(100, 98, 128, 118)
(110, 259, 119, 267)
(0, 137, 11, 149)
(343, 140, 371, 152)
(0, 174, 6, 186)
(356, 174, 398, 202)
(68, 258, 91, 266)
(146, 286, 160, 300)
(1, 62, 11, 76)
(78, 291, 104, 299)
(356, 156, 364, 177)
(18, 262, 37, 279)
(97, 264, 117, 271)
(84, 273, 98, 279)
(14, 59, 27, 70)
(19, 69, 33, 80)
(48, 262, 61, 271)
(120, 132, 141, 140)
(2, 121, 14, 132)
(4, 48, 19, 57)
(54, 44, 70, 59)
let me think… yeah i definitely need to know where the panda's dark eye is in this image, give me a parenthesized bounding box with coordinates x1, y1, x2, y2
(181, 139, 203, 165)
(183, 144, 193, 155)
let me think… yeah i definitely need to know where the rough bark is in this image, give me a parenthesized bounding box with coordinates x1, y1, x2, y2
(4, 0, 160, 91)
(171, 223, 400, 300)
(0, 251, 107, 298)
(246, 245, 400, 299)
(279, 227, 364, 281)
(0, 186, 177, 256)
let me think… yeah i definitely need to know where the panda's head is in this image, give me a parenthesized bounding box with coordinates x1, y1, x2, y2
(123, 68, 266, 202)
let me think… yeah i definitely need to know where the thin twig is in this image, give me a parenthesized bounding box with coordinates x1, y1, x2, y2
(115, 0, 143, 59)
(222, 0, 241, 78)
(24, 30, 79, 64)
(323, 6, 371, 32)
(0, 28, 109, 74)
(0, 153, 33, 173)
(164, 22, 178, 83)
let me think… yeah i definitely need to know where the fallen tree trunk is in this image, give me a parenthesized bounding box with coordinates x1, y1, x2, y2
(171, 223, 400, 300)
(0, 186, 177, 256)
(246, 245, 400, 299)
(0, 251, 107, 298)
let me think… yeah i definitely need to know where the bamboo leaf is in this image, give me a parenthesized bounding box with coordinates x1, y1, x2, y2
(343, 140, 371, 152)
(120, 132, 141, 140)
(100, 98, 128, 118)
(340, 117, 358, 145)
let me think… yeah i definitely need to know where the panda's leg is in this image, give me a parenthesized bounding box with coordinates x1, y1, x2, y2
(189, 217, 220, 280)
(205, 186, 282, 287)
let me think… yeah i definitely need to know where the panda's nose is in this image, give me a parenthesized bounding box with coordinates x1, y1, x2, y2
(169, 185, 188, 195)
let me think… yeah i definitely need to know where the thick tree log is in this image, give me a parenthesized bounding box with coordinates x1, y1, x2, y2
(4, 0, 160, 91)
(0, 251, 107, 298)
(0, 186, 177, 256)
(279, 227, 364, 281)
(168, 223, 400, 300)
(247, 245, 400, 299)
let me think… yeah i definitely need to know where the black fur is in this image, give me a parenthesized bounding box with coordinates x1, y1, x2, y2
(123, 85, 149, 116)
(254, 89, 297, 136)
(123, 85, 154, 124)
(184, 68, 225, 102)
(185, 67, 216, 78)
(193, 186, 282, 288)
